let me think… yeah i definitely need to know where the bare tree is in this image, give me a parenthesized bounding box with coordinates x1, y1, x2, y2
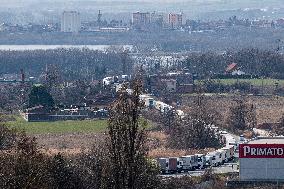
(168, 118, 223, 149)
(226, 97, 257, 132)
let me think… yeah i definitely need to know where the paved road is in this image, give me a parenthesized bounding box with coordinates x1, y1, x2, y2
(159, 129, 241, 178)
(160, 163, 239, 178)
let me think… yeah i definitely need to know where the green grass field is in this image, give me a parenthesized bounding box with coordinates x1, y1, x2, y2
(6, 116, 153, 135)
(6, 117, 108, 134)
(196, 79, 284, 86)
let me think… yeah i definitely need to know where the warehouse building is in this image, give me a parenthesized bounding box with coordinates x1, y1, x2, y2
(239, 137, 284, 181)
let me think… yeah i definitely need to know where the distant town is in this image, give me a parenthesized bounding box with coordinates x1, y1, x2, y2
(1, 10, 284, 34)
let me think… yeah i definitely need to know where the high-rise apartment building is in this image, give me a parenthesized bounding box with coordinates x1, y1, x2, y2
(132, 12, 151, 30)
(168, 13, 183, 29)
(61, 11, 81, 33)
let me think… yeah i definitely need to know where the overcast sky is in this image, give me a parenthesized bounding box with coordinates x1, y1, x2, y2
(1, 0, 284, 14)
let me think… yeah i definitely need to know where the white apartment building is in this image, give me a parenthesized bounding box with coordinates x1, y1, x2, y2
(61, 11, 81, 33)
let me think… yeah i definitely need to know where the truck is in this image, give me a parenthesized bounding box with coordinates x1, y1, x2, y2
(205, 155, 213, 167)
(220, 148, 230, 163)
(154, 101, 163, 112)
(195, 154, 206, 169)
(216, 149, 226, 164)
(146, 98, 154, 108)
(207, 151, 222, 166)
(177, 155, 198, 172)
(227, 138, 238, 152)
(157, 157, 178, 174)
(222, 145, 235, 161)
(157, 158, 167, 174)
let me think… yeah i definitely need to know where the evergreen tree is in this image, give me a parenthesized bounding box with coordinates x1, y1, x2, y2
(28, 85, 54, 110)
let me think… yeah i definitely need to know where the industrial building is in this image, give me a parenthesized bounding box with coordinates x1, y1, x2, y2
(61, 11, 81, 33)
(239, 137, 284, 181)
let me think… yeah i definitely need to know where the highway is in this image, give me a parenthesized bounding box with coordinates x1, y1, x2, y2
(159, 131, 240, 177)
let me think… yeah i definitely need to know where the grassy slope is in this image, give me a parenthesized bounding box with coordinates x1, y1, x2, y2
(6, 116, 108, 134)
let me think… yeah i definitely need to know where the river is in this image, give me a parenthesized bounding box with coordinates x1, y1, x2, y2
(0, 45, 133, 51)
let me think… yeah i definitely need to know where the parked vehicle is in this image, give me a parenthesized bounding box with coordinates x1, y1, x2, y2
(195, 154, 206, 169)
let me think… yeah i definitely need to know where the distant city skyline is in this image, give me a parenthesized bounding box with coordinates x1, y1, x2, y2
(1, 0, 284, 25)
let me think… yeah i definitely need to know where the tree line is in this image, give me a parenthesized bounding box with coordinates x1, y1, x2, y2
(184, 48, 284, 79)
(0, 48, 132, 81)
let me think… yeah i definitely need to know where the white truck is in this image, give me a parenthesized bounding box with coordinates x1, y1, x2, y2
(222, 145, 235, 161)
(217, 149, 226, 164)
(220, 147, 230, 163)
(205, 155, 213, 167)
(139, 95, 154, 108)
(177, 155, 198, 172)
(207, 151, 222, 166)
(227, 138, 238, 152)
(154, 101, 163, 112)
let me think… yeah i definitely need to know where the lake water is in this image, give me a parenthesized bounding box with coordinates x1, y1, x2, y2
(0, 45, 133, 51)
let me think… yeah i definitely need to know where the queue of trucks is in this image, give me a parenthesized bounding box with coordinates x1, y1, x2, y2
(157, 138, 237, 174)
(139, 94, 238, 174)
(139, 94, 184, 116)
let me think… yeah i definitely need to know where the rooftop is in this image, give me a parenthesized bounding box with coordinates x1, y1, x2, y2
(248, 137, 284, 144)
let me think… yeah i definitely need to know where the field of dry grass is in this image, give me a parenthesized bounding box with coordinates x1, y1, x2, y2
(22, 95, 284, 157)
(181, 95, 284, 126)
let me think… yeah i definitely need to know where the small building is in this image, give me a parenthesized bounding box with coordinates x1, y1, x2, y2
(239, 137, 284, 181)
